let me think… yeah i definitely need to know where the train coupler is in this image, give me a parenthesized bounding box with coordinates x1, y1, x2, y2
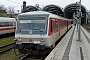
(37, 44, 45, 50)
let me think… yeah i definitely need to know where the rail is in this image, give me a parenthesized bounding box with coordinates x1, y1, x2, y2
(83, 24, 90, 33)
(15, 54, 28, 60)
(0, 42, 15, 54)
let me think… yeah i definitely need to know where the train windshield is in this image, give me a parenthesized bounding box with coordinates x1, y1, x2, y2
(18, 17, 46, 32)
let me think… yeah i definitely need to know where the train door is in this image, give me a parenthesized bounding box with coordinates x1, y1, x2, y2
(55, 19, 59, 40)
(58, 19, 60, 36)
(67, 21, 68, 31)
(49, 18, 55, 48)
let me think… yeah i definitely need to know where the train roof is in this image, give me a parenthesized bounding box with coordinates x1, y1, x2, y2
(19, 11, 51, 16)
(0, 17, 16, 22)
(18, 11, 70, 21)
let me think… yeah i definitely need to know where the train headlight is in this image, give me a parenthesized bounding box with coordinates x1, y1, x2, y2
(18, 37, 22, 42)
(40, 39, 44, 42)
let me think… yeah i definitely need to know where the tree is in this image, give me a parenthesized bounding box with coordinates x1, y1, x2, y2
(7, 6, 15, 17)
(0, 4, 6, 10)
(0, 4, 7, 17)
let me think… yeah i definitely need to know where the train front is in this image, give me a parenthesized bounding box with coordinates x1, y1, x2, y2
(14, 12, 50, 55)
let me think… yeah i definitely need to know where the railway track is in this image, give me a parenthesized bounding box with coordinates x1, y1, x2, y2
(81, 27, 90, 45)
(0, 32, 15, 40)
(0, 42, 15, 54)
(15, 52, 48, 60)
(15, 48, 50, 60)
(0, 36, 14, 41)
(15, 54, 29, 60)
(81, 26, 90, 60)
(83, 24, 90, 33)
(15, 55, 45, 60)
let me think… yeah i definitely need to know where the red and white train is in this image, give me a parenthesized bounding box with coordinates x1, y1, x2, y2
(0, 17, 16, 35)
(14, 11, 72, 54)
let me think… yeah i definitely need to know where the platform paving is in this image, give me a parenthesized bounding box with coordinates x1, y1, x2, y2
(45, 25, 90, 60)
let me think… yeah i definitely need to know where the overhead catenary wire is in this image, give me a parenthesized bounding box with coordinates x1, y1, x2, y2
(7, 0, 22, 5)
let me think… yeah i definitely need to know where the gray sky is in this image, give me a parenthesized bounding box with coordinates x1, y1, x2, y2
(0, 0, 90, 13)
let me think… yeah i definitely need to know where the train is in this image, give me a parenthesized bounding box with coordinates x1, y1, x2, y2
(14, 11, 72, 55)
(0, 17, 16, 35)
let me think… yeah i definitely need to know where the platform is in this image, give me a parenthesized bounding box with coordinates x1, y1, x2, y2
(45, 25, 90, 60)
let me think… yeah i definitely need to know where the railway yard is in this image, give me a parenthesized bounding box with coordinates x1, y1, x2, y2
(0, 24, 89, 60)
(0, 35, 19, 60)
(0, 0, 90, 60)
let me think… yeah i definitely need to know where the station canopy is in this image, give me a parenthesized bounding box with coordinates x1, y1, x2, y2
(26, 5, 42, 12)
(43, 4, 64, 17)
(64, 3, 88, 24)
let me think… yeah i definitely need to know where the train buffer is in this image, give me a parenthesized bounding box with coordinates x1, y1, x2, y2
(45, 25, 90, 60)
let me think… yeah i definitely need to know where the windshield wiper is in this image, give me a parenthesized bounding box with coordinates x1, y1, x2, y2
(39, 29, 45, 32)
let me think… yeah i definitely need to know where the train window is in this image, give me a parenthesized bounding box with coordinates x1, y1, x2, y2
(50, 20, 52, 32)
(50, 20, 54, 32)
(5, 22, 9, 26)
(14, 22, 16, 26)
(60, 20, 62, 29)
(65, 21, 67, 26)
(68, 21, 69, 25)
(0, 23, 1, 27)
(62, 20, 63, 28)
(62, 21, 64, 28)
(0, 22, 8, 27)
(64, 21, 65, 27)
(66, 21, 68, 26)
(19, 17, 46, 31)
(56, 20, 58, 30)
(63, 21, 65, 27)
(65, 21, 66, 26)
(59, 20, 61, 28)
(9, 22, 13, 26)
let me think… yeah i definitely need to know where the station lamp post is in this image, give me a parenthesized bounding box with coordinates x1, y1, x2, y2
(76, 0, 82, 40)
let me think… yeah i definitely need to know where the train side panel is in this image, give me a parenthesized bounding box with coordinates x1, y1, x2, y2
(68, 21, 72, 30)
(0, 27, 15, 35)
(47, 18, 71, 49)
(0, 17, 16, 35)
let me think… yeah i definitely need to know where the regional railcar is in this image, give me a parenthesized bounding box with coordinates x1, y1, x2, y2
(0, 17, 16, 35)
(14, 11, 71, 54)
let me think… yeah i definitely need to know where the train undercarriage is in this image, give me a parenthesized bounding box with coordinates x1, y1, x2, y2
(15, 43, 48, 55)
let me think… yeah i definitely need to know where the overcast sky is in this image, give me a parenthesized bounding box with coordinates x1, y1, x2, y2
(0, 0, 90, 13)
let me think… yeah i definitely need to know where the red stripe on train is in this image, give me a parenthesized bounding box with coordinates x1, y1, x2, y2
(0, 27, 16, 31)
